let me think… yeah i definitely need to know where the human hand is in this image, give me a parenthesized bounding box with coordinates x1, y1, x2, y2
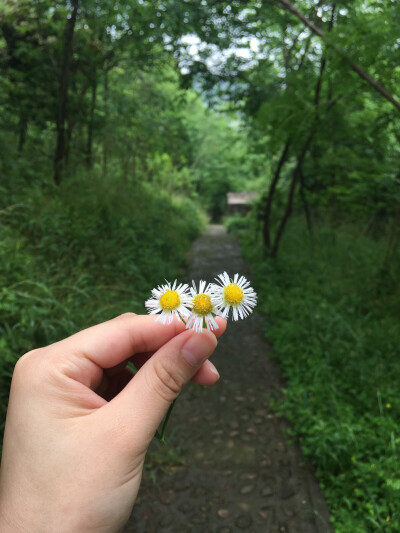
(0, 313, 225, 533)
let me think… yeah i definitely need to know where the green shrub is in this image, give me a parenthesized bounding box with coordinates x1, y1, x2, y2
(225, 213, 251, 234)
(243, 218, 400, 532)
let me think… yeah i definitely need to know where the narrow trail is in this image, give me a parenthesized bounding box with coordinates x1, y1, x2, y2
(125, 225, 332, 533)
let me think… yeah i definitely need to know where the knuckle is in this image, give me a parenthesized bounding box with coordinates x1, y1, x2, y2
(14, 348, 43, 374)
(115, 312, 137, 321)
(12, 348, 46, 389)
(152, 359, 182, 403)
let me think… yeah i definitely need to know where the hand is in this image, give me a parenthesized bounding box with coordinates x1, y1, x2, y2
(0, 313, 225, 533)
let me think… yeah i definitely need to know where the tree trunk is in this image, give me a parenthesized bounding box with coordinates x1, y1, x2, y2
(263, 140, 291, 249)
(102, 68, 109, 176)
(86, 70, 97, 169)
(53, 0, 79, 185)
(298, 168, 313, 236)
(18, 115, 27, 153)
(383, 201, 400, 267)
(65, 119, 73, 165)
(271, 129, 315, 257)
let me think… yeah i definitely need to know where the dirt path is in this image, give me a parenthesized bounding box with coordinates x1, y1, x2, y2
(124, 225, 333, 533)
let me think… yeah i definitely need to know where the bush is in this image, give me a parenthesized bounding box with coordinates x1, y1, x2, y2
(242, 218, 400, 532)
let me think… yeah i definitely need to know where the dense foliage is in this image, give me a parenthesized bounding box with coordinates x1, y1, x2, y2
(237, 218, 400, 532)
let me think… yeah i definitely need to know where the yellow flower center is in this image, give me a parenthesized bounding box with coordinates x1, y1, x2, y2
(223, 283, 244, 306)
(159, 290, 180, 311)
(192, 293, 213, 316)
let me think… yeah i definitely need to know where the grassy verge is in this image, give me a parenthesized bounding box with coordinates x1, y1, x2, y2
(0, 175, 204, 432)
(241, 218, 400, 532)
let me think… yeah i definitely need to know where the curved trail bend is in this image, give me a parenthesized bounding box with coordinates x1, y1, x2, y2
(125, 225, 332, 533)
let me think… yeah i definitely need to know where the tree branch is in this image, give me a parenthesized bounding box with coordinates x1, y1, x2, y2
(277, 0, 400, 112)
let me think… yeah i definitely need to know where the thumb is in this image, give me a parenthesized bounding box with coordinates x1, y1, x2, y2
(103, 329, 218, 446)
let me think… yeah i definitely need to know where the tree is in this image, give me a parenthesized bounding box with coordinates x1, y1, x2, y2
(53, 0, 79, 185)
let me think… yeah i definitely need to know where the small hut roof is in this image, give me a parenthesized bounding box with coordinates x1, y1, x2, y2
(227, 192, 258, 205)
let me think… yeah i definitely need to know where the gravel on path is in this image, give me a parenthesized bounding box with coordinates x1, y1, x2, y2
(124, 225, 333, 533)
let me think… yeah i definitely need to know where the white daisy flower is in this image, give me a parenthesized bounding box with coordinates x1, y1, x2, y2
(211, 272, 257, 321)
(186, 280, 220, 333)
(145, 280, 191, 324)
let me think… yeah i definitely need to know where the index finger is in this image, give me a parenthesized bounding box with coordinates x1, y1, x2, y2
(60, 313, 186, 369)
(129, 316, 226, 370)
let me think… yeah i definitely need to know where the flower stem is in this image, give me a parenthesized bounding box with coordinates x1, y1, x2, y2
(155, 399, 177, 444)
(178, 312, 187, 325)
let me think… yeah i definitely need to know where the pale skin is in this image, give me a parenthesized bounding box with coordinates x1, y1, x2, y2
(0, 313, 225, 533)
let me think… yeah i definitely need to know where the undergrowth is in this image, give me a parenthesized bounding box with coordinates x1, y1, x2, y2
(0, 175, 204, 433)
(240, 218, 400, 532)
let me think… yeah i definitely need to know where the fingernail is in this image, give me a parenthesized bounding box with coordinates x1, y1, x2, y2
(204, 359, 220, 379)
(209, 364, 220, 379)
(181, 333, 216, 367)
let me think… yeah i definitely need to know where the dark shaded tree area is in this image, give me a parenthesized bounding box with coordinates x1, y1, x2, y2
(175, 0, 400, 258)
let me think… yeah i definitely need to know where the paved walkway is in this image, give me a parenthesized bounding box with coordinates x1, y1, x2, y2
(124, 225, 332, 533)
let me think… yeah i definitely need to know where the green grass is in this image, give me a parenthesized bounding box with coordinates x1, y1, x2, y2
(242, 219, 400, 532)
(0, 174, 205, 433)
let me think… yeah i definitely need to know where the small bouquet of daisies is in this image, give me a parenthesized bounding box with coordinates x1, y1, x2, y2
(145, 272, 257, 330)
(144, 272, 256, 442)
